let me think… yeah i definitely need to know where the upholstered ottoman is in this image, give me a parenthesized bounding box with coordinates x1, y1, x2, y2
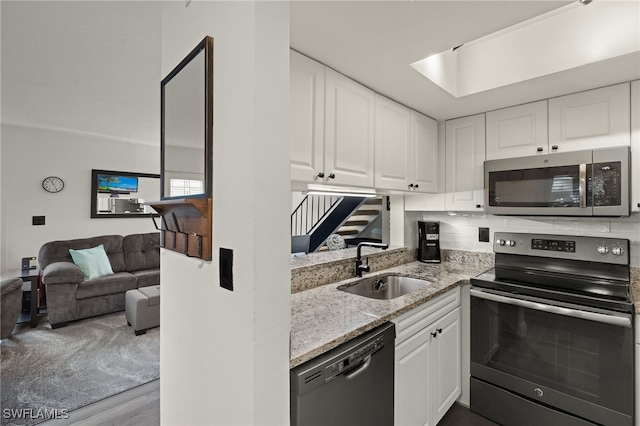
(125, 285, 160, 335)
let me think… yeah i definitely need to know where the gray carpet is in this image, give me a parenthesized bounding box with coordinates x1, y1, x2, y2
(0, 312, 159, 426)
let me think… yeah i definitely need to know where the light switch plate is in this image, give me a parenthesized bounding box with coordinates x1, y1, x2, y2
(479, 227, 490, 243)
(220, 248, 233, 291)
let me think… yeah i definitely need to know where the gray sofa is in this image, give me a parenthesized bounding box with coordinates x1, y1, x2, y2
(38, 232, 160, 328)
(1, 277, 24, 339)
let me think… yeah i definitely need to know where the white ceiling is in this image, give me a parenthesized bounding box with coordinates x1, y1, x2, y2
(290, 0, 640, 121)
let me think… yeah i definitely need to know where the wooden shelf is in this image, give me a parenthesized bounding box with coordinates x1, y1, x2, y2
(146, 198, 212, 261)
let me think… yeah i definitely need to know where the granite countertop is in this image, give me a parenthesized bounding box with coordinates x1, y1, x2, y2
(290, 260, 489, 368)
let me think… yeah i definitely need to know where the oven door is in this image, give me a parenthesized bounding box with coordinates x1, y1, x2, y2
(470, 287, 634, 426)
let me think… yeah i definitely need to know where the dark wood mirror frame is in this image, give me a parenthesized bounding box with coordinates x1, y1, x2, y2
(148, 36, 214, 261)
(160, 36, 213, 200)
(90, 169, 160, 219)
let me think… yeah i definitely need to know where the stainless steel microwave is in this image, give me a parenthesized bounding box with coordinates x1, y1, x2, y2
(484, 146, 630, 216)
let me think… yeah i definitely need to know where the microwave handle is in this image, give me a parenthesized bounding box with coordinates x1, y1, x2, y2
(579, 163, 587, 208)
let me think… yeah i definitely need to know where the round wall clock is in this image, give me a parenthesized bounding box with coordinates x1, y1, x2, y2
(42, 176, 64, 193)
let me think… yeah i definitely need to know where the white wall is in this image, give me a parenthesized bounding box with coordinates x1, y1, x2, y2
(0, 1, 161, 273)
(160, 2, 290, 425)
(0, 124, 159, 270)
(404, 211, 640, 267)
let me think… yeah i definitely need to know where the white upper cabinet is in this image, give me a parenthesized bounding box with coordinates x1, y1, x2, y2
(549, 82, 631, 152)
(324, 68, 376, 188)
(374, 95, 411, 191)
(631, 80, 639, 212)
(486, 100, 548, 160)
(290, 51, 325, 183)
(445, 114, 485, 211)
(374, 96, 439, 193)
(411, 111, 439, 193)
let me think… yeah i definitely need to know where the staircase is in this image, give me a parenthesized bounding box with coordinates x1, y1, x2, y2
(335, 197, 383, 246)
(291, 195, 383, 253)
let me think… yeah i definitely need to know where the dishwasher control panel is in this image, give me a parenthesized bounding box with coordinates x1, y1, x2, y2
(325, 335, 385, 382)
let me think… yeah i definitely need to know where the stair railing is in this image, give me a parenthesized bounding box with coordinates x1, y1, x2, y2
(291, 195, 341, 236)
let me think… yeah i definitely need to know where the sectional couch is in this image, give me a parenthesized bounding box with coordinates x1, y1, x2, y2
(38, 232, 160, 328)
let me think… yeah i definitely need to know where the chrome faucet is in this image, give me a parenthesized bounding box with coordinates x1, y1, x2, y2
(355, 242, 389, 277)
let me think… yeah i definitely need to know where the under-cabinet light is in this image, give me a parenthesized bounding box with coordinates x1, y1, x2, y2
(307, 191, 377, 198)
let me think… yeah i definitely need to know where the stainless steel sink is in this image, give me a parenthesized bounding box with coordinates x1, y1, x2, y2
(338, 274, 432, 300)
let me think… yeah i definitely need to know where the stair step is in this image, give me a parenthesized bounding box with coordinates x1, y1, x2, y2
(364, 198, 383, 205)
(352, 209, 380, 216)
(344, 220, 369, 227)
(337, 229, 359, 236)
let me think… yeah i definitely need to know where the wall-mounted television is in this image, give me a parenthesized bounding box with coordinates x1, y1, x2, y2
(97, 174, 139, 195)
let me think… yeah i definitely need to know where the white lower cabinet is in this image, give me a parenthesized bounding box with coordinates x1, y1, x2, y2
(392, 288, 461, 426)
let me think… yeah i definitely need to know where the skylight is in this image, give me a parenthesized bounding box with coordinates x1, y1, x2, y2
(411, 0, 640, 98)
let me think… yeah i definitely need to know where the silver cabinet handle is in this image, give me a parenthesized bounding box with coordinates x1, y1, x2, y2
(470, 288, 632, 328)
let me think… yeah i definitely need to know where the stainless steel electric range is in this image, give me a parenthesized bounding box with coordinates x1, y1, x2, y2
(470, 232, 634, 426)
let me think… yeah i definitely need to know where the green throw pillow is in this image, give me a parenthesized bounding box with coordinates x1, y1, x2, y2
(69, 244, 114, 280)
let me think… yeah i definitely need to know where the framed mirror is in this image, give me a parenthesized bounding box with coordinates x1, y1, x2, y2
(161, 36, 213, 200)
(91, 169, 160, 218)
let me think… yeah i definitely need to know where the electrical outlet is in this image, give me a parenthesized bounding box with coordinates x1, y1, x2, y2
(220, 248, 233, 291)
(32, 216, 45, 226)
(479, 227, 490, 242)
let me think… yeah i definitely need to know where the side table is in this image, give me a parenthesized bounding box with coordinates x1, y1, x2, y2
(1, 268, 41, 328)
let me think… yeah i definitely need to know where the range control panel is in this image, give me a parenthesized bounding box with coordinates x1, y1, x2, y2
(531, 239, 575, 253)
(494, 232, 629, 265)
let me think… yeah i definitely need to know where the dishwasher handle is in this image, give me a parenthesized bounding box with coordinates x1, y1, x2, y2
(345, 355, 372, 380)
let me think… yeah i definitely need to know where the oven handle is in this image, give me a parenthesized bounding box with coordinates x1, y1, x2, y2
(470, 288, 632, 328)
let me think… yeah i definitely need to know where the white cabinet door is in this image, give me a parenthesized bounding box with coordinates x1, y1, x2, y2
(486, 100, 548, 160)
(431, 307, 461, 425)
(325, 68, 375, 187)
(290, 51, 325, 183)
(393, 289, 461, 426)
(549, 83, 631, 152)
(445, 114, 485, 211)
(395, 326, 432, 426)
(631, 80, 640, 212)
(411, 111, 439, 193)
(374, 95, 411, 191)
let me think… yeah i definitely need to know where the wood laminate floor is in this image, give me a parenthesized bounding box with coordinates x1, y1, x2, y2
(39, 380, 160, 426)
(39, 380, 495, 426)
(437, 403, 500, 426)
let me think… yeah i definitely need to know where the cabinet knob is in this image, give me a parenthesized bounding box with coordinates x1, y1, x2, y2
(328, 173, 335, 179)
(431, 331, 438, 338)
(317, 172, 325, 179)
(476, 204, 482, 209)
(536, 147, 543, 152)
(414, 184, 419, 189)
(551, 145, 558, 150)
(408, 184, 414, 189)
(437, 328, 442, 334)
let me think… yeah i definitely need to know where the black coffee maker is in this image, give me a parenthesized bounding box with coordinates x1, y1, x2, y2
(418, 221, 441, 263)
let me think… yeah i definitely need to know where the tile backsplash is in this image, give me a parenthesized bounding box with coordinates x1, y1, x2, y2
(405, 211, 640, 267)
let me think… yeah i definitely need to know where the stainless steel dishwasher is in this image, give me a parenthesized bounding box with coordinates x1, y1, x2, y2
(290, 322, 395, 426)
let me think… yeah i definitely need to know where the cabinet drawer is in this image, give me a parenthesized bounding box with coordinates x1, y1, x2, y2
(392, 287, 460, 345)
